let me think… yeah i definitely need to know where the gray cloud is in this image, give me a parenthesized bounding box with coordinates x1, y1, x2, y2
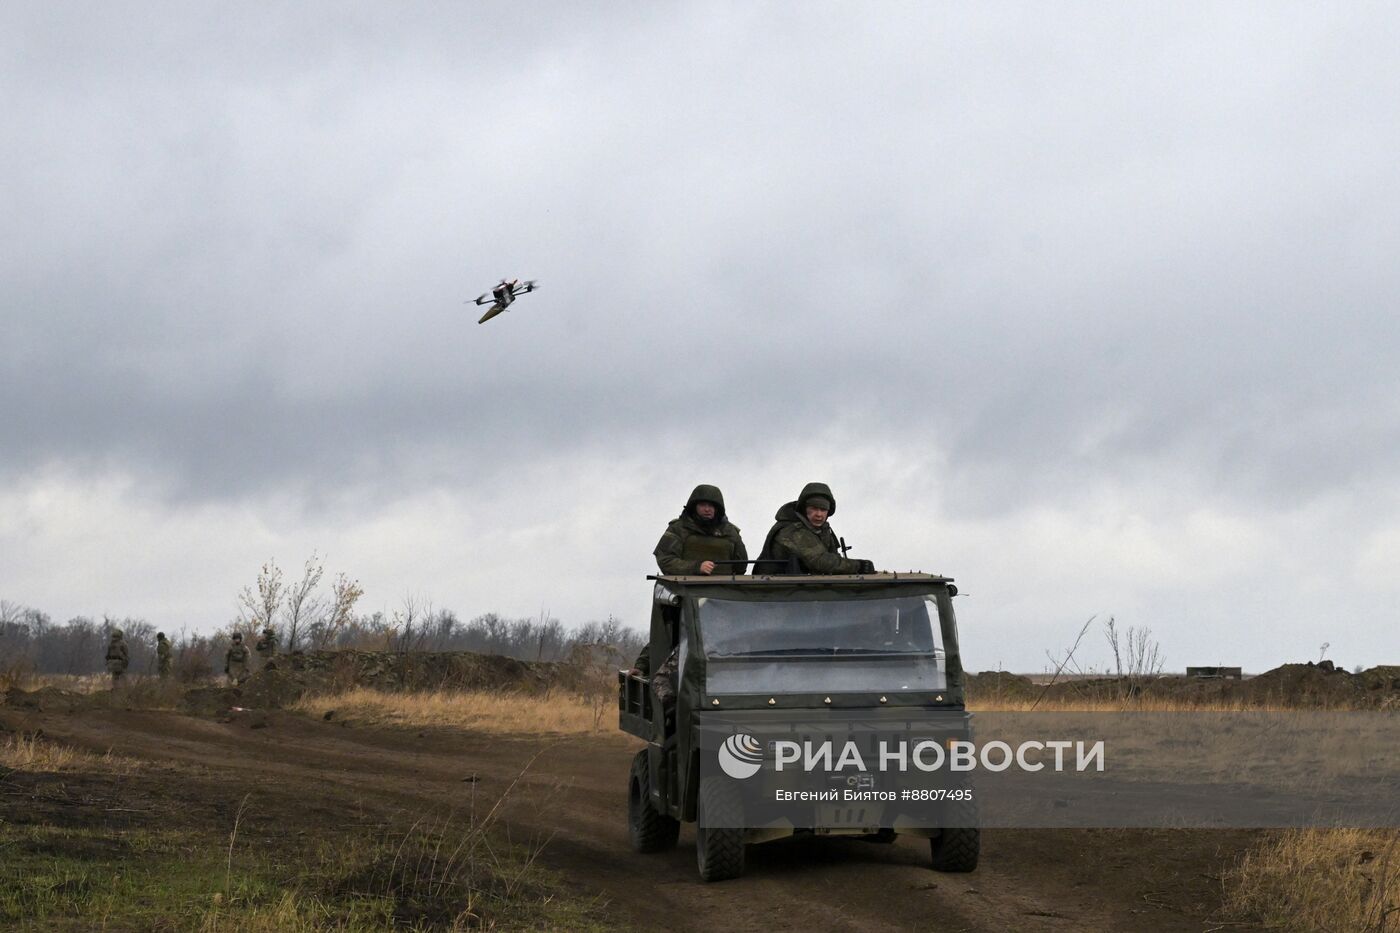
(3, 5, 1399, 666)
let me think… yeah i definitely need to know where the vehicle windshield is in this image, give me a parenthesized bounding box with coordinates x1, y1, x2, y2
(698, 595, 946, 695)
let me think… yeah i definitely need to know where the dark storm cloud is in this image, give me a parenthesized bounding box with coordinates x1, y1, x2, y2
(4, 3, 1400, 516)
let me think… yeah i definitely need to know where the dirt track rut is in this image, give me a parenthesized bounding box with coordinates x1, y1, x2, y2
(16, 708, 1259, 932)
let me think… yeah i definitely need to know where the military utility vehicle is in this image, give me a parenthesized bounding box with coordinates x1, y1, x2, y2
(619, 572, 978, 882)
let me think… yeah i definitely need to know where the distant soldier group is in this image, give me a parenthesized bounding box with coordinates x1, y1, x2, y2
(226, 627, 278, 685)
(103, 626, 282, 688)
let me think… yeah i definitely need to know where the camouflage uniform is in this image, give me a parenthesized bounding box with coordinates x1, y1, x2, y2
(652, 484, 748, 576)
(155, 634, 172, 679)
(105, 631, 129, 686)
(754, 482, 875, 575)
(254, 628, 278, 670)
(225, 636, 251, 685)
(651, 650, 679, 705)
(640, 485, 748, 697)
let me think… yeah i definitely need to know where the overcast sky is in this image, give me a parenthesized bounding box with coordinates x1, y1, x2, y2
(3, 3, 1398, 672)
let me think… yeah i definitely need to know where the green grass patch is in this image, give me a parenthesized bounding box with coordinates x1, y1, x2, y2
(0, 822, 609, 931)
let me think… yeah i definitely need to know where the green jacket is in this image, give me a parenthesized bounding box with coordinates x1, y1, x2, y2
(755, 483, 871, 575)
(653, 484, 748, 575)
(105, 638, 129, 670)
(226, 643, 249, 670)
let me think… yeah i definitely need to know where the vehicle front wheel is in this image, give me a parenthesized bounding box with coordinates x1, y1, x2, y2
(929, 827, 980, 872)
(628, 750, 679, 852)
(695, 778, 745, 882)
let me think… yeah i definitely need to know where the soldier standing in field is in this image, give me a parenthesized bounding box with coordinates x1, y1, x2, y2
(155, 632, 173, 679)
(225, 633, 251, 685)
(754, 482, 876, 575)
(105, 630, 129, 687)
(254, 626, 278, 670)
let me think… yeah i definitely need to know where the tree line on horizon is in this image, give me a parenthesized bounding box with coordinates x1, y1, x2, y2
(0, 591, 641, 680)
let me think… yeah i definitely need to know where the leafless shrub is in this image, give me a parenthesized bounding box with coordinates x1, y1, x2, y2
(1104, 616, 1164, 700)
(282, 554, 324, 652)
(238, 560, 285, 636)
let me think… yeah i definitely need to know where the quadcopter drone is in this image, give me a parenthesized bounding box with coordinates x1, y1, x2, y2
(470, 278, 540, 324)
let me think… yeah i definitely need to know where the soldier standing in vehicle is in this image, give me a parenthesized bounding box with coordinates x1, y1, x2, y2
(155, 632, 173, 679)
(105, 630, 129, 687)
(653, 484, 747, 576)
(754, 482, 876, 575)
(254, 626, 278, 670)
(639, 485, 748, 700)
(225, 633, 251, 685)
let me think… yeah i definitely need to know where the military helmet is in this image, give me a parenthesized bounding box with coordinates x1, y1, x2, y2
(232, 632, 243, 642)
(797, 481, 836, 515)
(685, 484, 726, 520)
(157, 632, 167, 640)
(111, 629, 123, 639)
(263, 627, 275, 635)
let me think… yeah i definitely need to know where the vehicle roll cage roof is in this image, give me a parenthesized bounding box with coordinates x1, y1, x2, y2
(648, 572, 953, 586)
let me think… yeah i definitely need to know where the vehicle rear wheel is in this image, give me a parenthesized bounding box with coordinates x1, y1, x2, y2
(929, 827, 980, 872)
(695, 778, 745, 882)
(628, 750, 679, 852)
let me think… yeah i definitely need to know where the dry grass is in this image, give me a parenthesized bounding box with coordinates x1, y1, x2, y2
(968, 688, 1386, 712)
(0, 733, 137, 774)
(291, 687, 606, 735)
(968, 695, 1302, 712)
(1227, 828, 1399, 932)
(26, 673, 113, 693)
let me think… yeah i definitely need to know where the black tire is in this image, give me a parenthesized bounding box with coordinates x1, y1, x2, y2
(628, 750, 679, 853)
(929, 827, 980, 872)
(695, 778, 745, 882)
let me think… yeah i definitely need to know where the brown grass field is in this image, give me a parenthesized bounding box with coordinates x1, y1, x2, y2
(1, 672, 1395, 931)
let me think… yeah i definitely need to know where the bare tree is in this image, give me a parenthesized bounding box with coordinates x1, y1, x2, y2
(1104, 616, 1164, 701)
(238, 560, 285, 637)
(281, 553, 324, 652)
(308, 572, 364, 649)
(391, 594, 430, 653)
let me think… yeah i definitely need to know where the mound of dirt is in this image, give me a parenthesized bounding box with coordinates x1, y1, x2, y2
(965, 671, 1036, 702)
(1356, 665, 1400, 691)
(179, 650, 564, 715)
(291, 649, 557, 693)
(983, 661, 1400, 709)
(2, 686, 89, 713)
(1238, 662, 1367, 706)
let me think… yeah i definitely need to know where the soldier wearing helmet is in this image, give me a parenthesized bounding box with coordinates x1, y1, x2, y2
(104, 630, 130, 686)
(639, 485, 749, 700)
(653, 484, 747, 576)
(254, 626, 278, 670)
(754, 482, 875, 575)
(155, 632, 173, 679)
(225, 633, 251, 685)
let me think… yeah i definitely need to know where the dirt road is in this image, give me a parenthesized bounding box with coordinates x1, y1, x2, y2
(5, 707, 1262, 931)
